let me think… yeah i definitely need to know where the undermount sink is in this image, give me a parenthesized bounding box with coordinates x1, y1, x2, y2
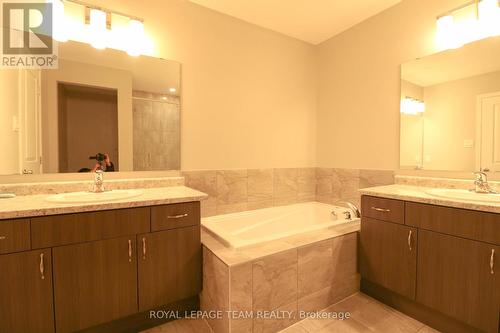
(425, 188, 500, 203)
(46, 189, 143, 204)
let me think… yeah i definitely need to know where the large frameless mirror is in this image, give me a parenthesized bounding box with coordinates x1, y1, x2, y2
(0, 40, 181, 175)
(400, 36, 500, 173)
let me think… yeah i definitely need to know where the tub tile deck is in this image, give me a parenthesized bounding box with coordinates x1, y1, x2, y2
(201, 221, 360, 267)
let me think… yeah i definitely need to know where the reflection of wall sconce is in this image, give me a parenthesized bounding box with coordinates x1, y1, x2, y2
(436, 0, 500, 51)
(51, 0, 153, 56)
(401, 97, 425, 115)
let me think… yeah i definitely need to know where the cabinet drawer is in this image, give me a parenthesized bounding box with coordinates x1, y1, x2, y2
(151, 202, 200, 231)
(31, 208, 150, 248)
(361, 196, 405, 224)
(0, 219, 30, 254)
(406, 202, 500, 245)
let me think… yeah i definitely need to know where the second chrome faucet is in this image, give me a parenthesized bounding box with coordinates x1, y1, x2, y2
(472, 171, 498, 194)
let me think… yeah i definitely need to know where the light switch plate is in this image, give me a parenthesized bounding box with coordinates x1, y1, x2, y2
(463, 139, 474, 148)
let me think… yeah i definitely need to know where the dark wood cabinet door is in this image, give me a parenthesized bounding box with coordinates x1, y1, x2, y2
(53, 236, 138, 333)
(138, 226, 202, 311)
(417, 230, 500, 333)
(0, 249, 55, 333)
(360, 217, 417, 299)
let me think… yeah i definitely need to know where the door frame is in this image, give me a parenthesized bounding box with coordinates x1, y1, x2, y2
(18, 69, 43, 175)
(475, 91, 500, 172)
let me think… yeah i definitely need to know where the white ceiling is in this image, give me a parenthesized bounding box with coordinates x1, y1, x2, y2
(188, 0, 401, 44)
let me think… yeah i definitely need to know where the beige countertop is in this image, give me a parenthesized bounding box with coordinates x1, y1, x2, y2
(360, 184, 500, 214)
(0, 186, 207, 220)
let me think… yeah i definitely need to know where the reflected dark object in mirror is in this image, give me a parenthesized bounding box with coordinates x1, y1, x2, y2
(86, 153, 116, 173)
(89, 153, 107, 163)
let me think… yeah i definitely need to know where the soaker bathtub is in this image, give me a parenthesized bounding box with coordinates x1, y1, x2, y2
(201, 202, 359, 249)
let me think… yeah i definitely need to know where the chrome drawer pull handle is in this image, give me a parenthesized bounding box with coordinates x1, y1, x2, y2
(142, 237, 146, 260)
(408, 230, 412, 251)
(167, 213, 188, 219)
(128, 239, 132, 263)
(39, 253, 45, 280)
(0, 236, 6, 240)
(490, 249, 495, 274)
(371, 207, 391, 213)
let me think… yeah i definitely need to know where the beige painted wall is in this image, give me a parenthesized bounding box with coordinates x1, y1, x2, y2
(423, 70, 500, 171)
(41, 59, 133, 173)
(317, 0, 466, 170)
(80, 0, 317, 171)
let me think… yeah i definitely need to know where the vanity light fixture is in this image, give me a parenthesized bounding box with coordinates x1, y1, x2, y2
(436, 0, 500, 51)
(401, 97, 425, 115)
(51, 0, 152, 56)
(169, 88, 177, 93)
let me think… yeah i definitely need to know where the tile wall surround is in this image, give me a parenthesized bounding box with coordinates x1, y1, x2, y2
(0, 168, 395, 201)
(183, 168, 395, 217)
(133, 94, 181, 171)
(0, 177, 185, 196)
(201, 232, 359, 333)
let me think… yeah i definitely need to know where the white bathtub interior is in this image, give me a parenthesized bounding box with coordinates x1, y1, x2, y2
(201, 202, 359, 249)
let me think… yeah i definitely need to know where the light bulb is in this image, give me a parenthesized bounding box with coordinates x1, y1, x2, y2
(416, 101, 425, 113)
(52, 0, 68, 42)
(126, 19, 144, 56)
(478, 0, 500, 37)
(89, 9, 107, 49)
(436, 15, 462, 50)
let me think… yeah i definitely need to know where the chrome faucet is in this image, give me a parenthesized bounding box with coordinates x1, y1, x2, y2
(472, 171, 497, 194)
(92, 170, 105, 193)
(336, 201, 361, 220)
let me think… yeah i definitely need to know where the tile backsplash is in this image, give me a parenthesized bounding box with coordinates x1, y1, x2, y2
(183, 168, 394, 217)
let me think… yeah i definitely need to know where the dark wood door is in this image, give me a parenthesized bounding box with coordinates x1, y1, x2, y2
(360, 217, 417, 299)
(0, 249, 55, 333)
(417, 230, 500, 333)
(138, 226, 202, 311)
(53, 236, 138, 333)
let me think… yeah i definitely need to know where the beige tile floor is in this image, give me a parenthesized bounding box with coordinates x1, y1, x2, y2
(142, 293, 440, 333)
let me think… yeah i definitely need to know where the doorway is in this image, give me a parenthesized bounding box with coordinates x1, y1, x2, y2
(58, 83, 118, 173)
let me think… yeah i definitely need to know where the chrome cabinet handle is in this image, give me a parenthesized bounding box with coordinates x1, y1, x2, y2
(490, 249, 495, 274)
(167, 213, 188, 219)
(408, 230, 412, 251)
(0, 235, 6, 241)
(371, 207, 391, 213)
(142, 237, 146, 260)
(128, 239, 132, 263)
(39, 253, 45, 280)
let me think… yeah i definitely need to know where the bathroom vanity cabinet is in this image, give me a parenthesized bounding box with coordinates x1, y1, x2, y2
(0, 201, 201, 333)
(360, 195, 500, 333)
